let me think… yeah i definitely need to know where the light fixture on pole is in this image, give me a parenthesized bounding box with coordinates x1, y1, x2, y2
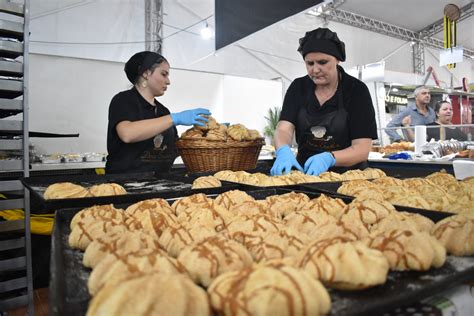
(200, 22, 213, 40)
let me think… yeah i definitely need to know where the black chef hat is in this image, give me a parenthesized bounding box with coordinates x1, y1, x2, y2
(297, 28, 346, 61)
(124, 51, 168, 84)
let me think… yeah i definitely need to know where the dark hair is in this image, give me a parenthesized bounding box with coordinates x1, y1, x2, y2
(124, 51, 168, 84)
(434, 100, 451, 114)
(297, 28, 346, 61)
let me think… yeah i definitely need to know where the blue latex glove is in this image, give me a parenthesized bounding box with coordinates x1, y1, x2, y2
(170, 108, 211, 126)
(270, 145, 304, 176)
(304, 152, 336, 176)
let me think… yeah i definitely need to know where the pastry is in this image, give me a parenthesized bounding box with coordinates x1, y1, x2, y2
(82, 230, 163, 268)
(306, 219, 369, 242)
(318, 171, 344, 181)
(88, 248, 185, 295)
(125, 198, 174, 217)
(361, 168, 386, 179)
(213, 170, 239, 182)
(87, 273, 211, 316)
(246, 129, 262, 140)
(226, 213, 281, 237)
(206, 129, 227, 141)
(367, 229, 446, 271)
(171, 193, 214, 216)
(88, 183, 127, 197)
(370, 211, 434, 234)
(208, 266, 331, 316)
(294, 239, 389, 290)
(176, 204, 231, 232)
(283, 211, 336, 235)
(299, 194, 347, 218)
(159, 223, 217, 257)
(265, 192, 310, 219)
(340, 198, 395, 228)
(214, 190, 255, 210)
(195, 115, 219, 131)
(181, 127, 204, 139)
(371, 176, 403, 187)
(44, 182, 90, 199)
(70, 204, 125, 230)
(177, 235, 253, 287)
(431, 214, 474, 256)
(68, 218, 128, 251)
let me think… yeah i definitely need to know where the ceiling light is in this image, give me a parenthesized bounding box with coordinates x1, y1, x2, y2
(200, 23, 213, 40)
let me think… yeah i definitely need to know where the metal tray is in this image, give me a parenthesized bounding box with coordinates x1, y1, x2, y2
(49, 188, 472, 316)
(22, 172, 240, 213)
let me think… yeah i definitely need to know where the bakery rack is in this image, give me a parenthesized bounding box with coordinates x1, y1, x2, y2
(0, 0, 33, 314)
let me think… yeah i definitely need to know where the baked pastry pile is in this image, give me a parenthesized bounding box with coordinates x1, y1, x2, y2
(192, 176, 222, 189)
(44, 182, 127, 199)
(211, 168, 387, 187)
(66, 185, 473, 315)
(180, 116, 262, 142)
(337, 171, 474, 213)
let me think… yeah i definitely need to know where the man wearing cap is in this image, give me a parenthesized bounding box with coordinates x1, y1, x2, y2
(270, 28, 378, 176)
(106, 51, 210, 173)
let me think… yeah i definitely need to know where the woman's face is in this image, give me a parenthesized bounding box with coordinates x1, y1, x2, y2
(437, 102, 453, 124)
(144, 61, 170, 96)
(304, 52, 339, 86)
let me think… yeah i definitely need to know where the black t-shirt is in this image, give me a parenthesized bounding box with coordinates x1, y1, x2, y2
(426, 122, 468, 141)
(280, 66, 378, 147)
(106, 87, 178, 173)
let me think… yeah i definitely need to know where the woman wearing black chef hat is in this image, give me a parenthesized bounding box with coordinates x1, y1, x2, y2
(270, 28, 377, 176)
(106, 51, 210, 173)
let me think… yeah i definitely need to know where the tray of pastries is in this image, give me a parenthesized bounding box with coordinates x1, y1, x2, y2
(49, 188, 474, 316)
(22, 172, 241, 213)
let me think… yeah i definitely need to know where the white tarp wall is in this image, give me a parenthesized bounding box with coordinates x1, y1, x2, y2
(29, 54, 282, 155)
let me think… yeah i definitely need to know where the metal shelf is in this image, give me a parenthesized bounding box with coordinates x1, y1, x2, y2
(0, 277, 27, 293)
(0, 119, 22, 131)
(0, 98, 22, 118)
(0, 180, 23, 191)
(0, 138, 22, 150)
(0, 295, 28, 311)
(0, 58, 22, 77)
(0, 19, 23, 41)
(0, 1, 24, 17)
(0, 159, 23, 171)
(0, 237, 25, 251)
(0, 77, 22, 98)
(0, 198, 24, 210)
(0, 39, 23, 59)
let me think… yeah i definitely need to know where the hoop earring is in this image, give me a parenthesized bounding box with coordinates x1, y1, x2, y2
(141, 81, 147, 88)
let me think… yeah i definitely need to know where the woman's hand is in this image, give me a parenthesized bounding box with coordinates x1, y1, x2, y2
(270, 145, 303, 175)
(304, 152, 336, 175)
(171, 108, 211, 126)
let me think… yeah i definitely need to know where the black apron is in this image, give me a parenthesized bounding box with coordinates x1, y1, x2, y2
(296, 84, 368, 171)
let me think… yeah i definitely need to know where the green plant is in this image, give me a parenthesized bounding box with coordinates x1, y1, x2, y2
(263, 106, 281, 140)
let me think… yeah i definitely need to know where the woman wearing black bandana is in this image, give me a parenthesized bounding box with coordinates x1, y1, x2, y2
(106, 51, 210, 173)
(270, 28, 377, 176)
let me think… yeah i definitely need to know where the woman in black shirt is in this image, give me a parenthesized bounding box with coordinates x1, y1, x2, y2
(426, 100, 467, 141)
(106, 51, 210, 173)
(271, 28, 377, 176)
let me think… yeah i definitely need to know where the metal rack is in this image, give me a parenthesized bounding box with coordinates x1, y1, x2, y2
(0, 0, 33, 314)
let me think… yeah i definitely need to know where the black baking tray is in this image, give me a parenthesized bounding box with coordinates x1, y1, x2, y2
(22, 172, 241, 213)
(49, 188, 472, 316)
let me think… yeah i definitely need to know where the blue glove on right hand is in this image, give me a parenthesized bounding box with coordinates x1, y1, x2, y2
(270, 145, 304, 176)
(170, 108, 211, 126)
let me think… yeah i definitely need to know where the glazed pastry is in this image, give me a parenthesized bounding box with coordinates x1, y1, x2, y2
(70, 204, 125, 230)
(370, 211, 434, 234)
(68, 218, 128, 251)
(181, 127, 204, 139)
(318, 171, 344, 181)
(265, 192, 310, 219)
(191, 176, 222, 189)
(214, 190, 255, 210)
(208, 266, 331, 316)
(82, 230, 163, 268)
(294, 238, 389, 290)
(125, 198, 174, 217)
(176, 204, 231, 232)
(283, 211, 336, 235)
(226, 213, 281, 237)
(341, 170, 366, 181)
(361, 168, 386, 179)
(171, 193, 215, 216)
(87, 273, 211, 316)
(340, 198, 395, 228)
(299, 194, 347, 218)
(367, 229, 446, 271)
(431, 214, 474, 256)
(88, 248, 185, 295)
(128, 207, 178, 238)
(337, 179, 377, 196)
(159, 223, 217, 257)
(213, 170, 239, 182)
(206, 129, 227, 141)
(388, 194, 431, 210)
(88, 183, 127, 197)
(371, 176, 403, 187)
(177, 235, 253, 287)
(246, 129, 262, 140)
(306, 219, 370, 242)
(44, 182, 90, 199)
(228, 200, 268, 218)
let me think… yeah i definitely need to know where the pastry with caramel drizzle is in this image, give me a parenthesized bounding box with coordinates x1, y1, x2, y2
(125, 198, 174, 217)
(83, 230, 164, 268)
(214, 190, 255, 210)
(340, 198, 395, 228)
(367, 229, 446, 271)
(294, 238, 389, 290)
(431, 214, 474, 255)
(299, 194, 347, 219)
(371, 212, 434, 234)
(265, 191, 310, 219)
(283, 210, 336, 236)
(68, 218, 129, 251)
(70, 204, 125, 230)
(225, 213, 281, 237)
(306, 219, 369, 242)
(88, 248, 185, 295)
(176, 204, 231, 232)
(44, 182, 91, 199)
(191, 176, 222, 189)
(208, 266, 331, 316)
(159, 223, 217, 257)
(177, 235, 253, 287)
(87, 273, 211, 316)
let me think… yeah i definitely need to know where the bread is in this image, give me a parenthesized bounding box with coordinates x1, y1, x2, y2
(306, 219, 369, 242)
(208, 266, 331, 316)
(70, 204, 125, 230)
(226, 213, 281, 237)
(294, 239, 389, 290)
(367, 229, 446, 271)
(265, 192, 310, 219)
(171, 193, 214, 216)
(214, 190, 255, 210)
(206, 129, 227, 141)
(192, 176, 222, 189)
(68, 218, 128, 251)
(181, 127, 204, 139)
(340, 198, 395, 228)
(195, 115, 219, 131)
(87, 273, 211, 316)
(177, 235, 253, 287)
(159, 223, 217, 257)
(246, 129, 262, 140)
(370, 212, 434, 234)
(283, 211, 336, 235)
(176, 204, 231, 232)
(431, 214, 474, 255)
(88, 183, 127, 197)
(44, 182, 90, 199)
(227, 124, 250, 141)
(213, 170, 239, 182)
(299, 194, 347, 218)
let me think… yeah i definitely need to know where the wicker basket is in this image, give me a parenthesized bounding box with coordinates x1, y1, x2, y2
(176, 138, 265, 173)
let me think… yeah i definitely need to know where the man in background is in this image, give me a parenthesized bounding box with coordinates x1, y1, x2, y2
(385, 86, 435, 142)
